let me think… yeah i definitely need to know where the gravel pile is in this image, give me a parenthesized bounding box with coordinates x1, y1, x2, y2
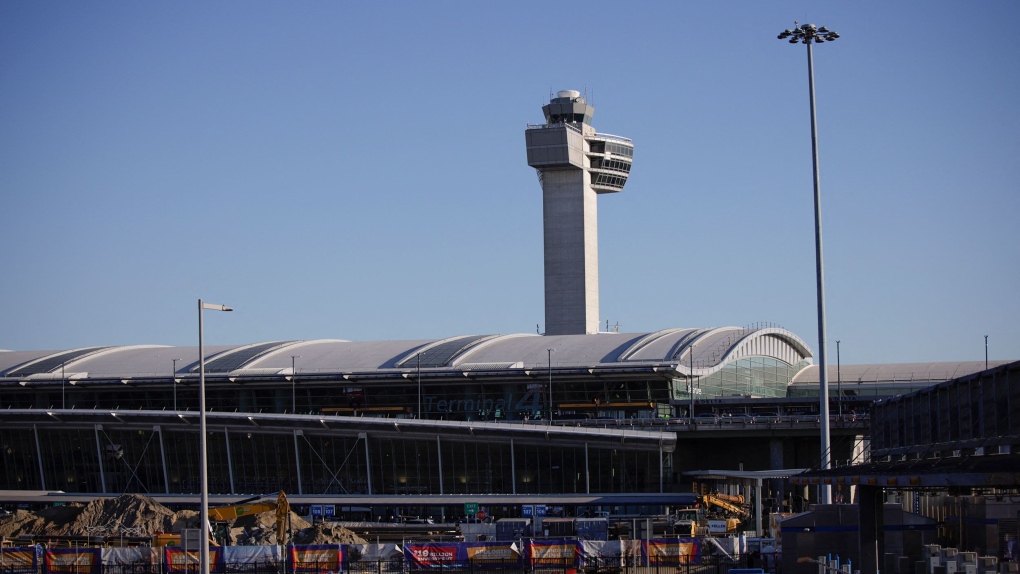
(0, 494, 365, 546)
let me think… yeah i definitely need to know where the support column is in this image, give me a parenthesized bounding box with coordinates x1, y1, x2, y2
(33, 425, 45, 490)
(436, 436, 444, 495)
(224, 428, 235, 494)
(511, 439, 517, 495)
(769, 438, 785, 506)
(293, 430, 303, 495)
(858, 485, 884, 574)
(156, 426, 170, 494)
(755, 478, 763, 537)
(360, 433, 372, 495)
(94, 425, 107, 494)
(659, 447, 664, 493)
(584, 442, 590, 494)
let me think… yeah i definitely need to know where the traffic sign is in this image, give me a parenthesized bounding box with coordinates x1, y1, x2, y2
(476, 510, 487, 521)
(310, 505, 323, 517)
(521, 505, 534, 517)
(465, 502, 479, 514)
(324, 505, 335, 517)
(535, 504, 547, 517)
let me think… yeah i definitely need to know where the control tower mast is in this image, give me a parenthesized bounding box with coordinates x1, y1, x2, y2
(525, 90, 634, 335)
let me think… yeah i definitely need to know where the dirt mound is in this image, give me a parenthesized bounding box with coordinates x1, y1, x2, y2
(66, 494, 177, 536)
(0, 508, 81, 538)
(0, 495, 364, 547)
(228, 510, 303, 546)
(293, 522, 366, 546)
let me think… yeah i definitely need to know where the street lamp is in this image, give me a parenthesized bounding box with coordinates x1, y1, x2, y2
(198, 299, 232, 574)
(172, 358, 181, 412)
(291, 355, 301, 414)
(985, 335, 988, 370)
(61, 362, 66, 409)
(547, 348, 554, 422)
(777, 22, 840, 504)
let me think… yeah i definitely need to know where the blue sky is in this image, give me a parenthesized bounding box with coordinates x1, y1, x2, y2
(1, 1, 1017, 365)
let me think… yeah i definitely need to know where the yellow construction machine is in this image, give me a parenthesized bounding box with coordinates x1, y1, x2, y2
(151, 491, 290, 547)
(675, 484, 750, 536)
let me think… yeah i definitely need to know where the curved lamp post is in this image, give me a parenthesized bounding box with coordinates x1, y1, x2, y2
(198, 299, 232, 574)
(778, 22, 839, 504)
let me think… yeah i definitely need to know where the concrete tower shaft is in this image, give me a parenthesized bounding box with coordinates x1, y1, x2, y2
(525, 90, 633, 335)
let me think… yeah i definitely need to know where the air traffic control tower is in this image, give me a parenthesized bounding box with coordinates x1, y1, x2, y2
(526, 90, 634, 335)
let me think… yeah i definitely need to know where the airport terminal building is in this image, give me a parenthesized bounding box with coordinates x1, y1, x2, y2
(0, 328, 1002, 518)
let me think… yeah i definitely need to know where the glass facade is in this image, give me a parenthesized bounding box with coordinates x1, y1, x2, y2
(0, 425, 662, 496)
(674, 358, 808, 400)
(0, 377, 677, 422)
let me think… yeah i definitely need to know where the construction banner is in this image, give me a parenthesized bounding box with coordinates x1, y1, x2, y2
(643, 539, 701, 565)
(163, 547, 224, 573)
(526, 539, 580, 568)
(0, 548, 38, 574)
(288, 545, 343, 573)
(43, 548, 102, 574)
(404, 543, 461, 569)
(223, 546, 280, 567)
(464, 543, 521, 567)
(101, 547, 157, 566)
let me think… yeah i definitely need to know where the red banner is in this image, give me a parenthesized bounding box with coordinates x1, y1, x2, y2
(405, 544, 459, 568)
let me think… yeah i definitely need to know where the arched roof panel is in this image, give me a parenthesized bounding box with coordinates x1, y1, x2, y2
(0, 327, 814, 381)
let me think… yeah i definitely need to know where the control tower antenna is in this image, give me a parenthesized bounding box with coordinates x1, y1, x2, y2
(525, 90, 634, 335)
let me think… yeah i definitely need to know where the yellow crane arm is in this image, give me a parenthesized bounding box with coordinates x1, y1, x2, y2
(275, 491, 290, 544)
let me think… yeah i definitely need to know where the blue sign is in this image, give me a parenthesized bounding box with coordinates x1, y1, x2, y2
(324, 505, 335, 517)
(310, 505, 323, 517)
(521, 505, 534, 517)
(535, 505, 547, 517)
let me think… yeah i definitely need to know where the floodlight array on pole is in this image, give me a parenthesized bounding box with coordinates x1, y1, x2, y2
(777, 22, 839, 504)
(198, 299, 232, 574)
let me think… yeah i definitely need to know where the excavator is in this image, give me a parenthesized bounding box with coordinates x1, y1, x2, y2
(152, 491, 290, 547)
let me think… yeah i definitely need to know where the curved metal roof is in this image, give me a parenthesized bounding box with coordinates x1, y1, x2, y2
(0, 327, 812, 383)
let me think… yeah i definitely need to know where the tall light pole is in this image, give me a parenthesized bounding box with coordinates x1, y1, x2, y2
(61, 362, 66, 409)
(778, 22, 840, 504)
(836, 341, 842, 419)
(291, 355, 301, 414)
(416, 352, 422, 419)
(689, 343, 696, 420)
(547, 348, 554, 422)
(198, 299, 232, 574)
(984, 335, 988, 370)
(172, 358, 181, 412)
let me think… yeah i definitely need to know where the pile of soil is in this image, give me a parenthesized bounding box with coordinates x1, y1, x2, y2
(0, 494, 365, 546)
(292, 522, 365, 545)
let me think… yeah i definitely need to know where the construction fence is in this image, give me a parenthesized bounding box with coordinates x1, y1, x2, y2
(0, 540, 775, 574)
